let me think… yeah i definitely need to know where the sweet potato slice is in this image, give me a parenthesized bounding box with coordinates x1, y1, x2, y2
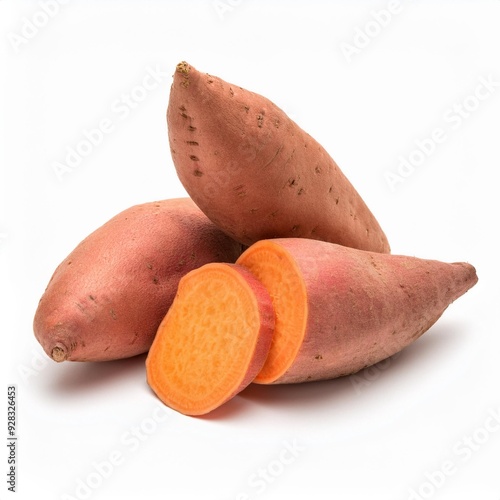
(236, 238, 478, 384)
(146, 263, 275, 415)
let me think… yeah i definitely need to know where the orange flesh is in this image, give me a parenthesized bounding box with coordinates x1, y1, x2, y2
(146, 264, 263, 415)
(236, 242, 307, 384)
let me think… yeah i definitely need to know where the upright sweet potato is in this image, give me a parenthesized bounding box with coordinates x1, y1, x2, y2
(33, 198, 243, 363)
(167, 61, 390, 253)
(236, 238, 478, 384)
(146, 263, 274, 416)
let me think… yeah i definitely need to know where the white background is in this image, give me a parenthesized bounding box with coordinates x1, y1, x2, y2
(1, 1, 499, 499)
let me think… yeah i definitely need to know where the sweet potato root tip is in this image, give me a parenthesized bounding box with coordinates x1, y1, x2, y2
(176, 61, 191, 88)
(146, 263, 274, 416)
(51, 344, 68, 363)
(176, 61, 190, 75)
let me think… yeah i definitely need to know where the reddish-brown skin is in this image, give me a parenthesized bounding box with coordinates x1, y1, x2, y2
(222, 265, 276, 397)
(167, 61, 390, 253)
(33, 198, 244, 363)
(239, 238, 478, 384)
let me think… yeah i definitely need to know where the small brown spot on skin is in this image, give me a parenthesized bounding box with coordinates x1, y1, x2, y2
(244, 106, 250, 113)
(315, 165, 321, 174)
(335, 197, 339, 205)
(189, 155, 200, 161)
(179, 105, 186, 112)
(152, 276, 159, 284)
(229, 87, 234, 97)
(269, 210, 279, 218)
(193, 169, 203, 177)
(257, 114, 264, 128)
(175, 259, 186, 272)
(88, 295, 95, 301)
(315, 354, 323, 360)
(291, 225, 299, 232)
(234, 185, 247, 197)
(146, 263, 153, 270)
(180, 112, 188, 119)
(188, 125, 197, 131)
(110, 309, 117, 320)
(297, 188, 305, 195)
(186, 141, 199, 146)
(328, 186, 333, 193)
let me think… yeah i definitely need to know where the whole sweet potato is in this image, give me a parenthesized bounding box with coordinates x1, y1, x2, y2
(33, 198, 243, 362)
(167, 61, 390, 253)
(237, 238, 478, 384)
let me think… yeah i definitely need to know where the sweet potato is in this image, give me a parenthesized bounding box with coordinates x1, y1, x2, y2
(146, 263, 274, 416)
(33, 198, 243, 363)
(236, 238, 478, 384)
(167, 61, 390, 253)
